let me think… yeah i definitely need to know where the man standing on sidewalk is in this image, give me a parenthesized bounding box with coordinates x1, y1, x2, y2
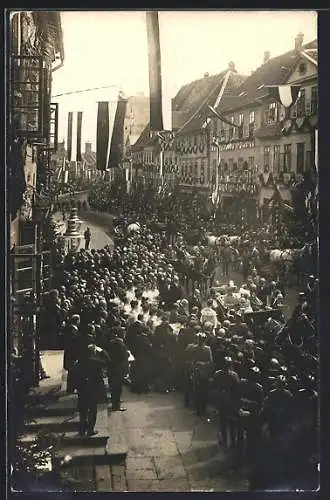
(75, 336, 110, 437)
(84, 227, 91, 250)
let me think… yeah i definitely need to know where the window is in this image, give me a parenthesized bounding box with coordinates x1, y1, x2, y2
(268, 102, 278, 123)
(238, 113, 244, 125)
(220, 127, 225, 140)
(264, 145, 271, 170)
(238, 157, 244, 169)
(249, 111, 255, 137)
(273, 145, 280, 173)
(228, 158, 234, 171)
(248, 156, 255, 167)
(229, 125, 234, 140)
(311, 86, 318, 115)
(296, 89, 305, 118)
(283, 144, 292, 173)
(297, 142, 305, 174)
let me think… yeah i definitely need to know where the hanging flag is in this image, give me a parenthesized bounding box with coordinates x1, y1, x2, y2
(266, 85, 301, 108)
(146, 11, 171, 132)
(67, 112, 73, 161)
(76, 111, 83, 162)
(96, 101, 110, 171)
(108, 95, 128, 169)
(67, 111, 83, 162)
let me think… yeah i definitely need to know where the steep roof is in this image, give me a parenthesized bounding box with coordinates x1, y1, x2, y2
(131, 124, 158, 151)
(216, 40, 317, 114)
(177, 70, 247, 135)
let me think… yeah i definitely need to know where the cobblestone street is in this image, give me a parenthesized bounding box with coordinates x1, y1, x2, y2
(107, 387, 248, 492)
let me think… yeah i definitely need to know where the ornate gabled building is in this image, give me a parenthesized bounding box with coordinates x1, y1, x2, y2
(175, 65, 247, 199)
(209, 34, 318, 221)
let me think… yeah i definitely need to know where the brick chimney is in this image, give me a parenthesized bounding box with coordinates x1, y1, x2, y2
(85, 142, 92, 153)
(295, 32, 304, 51)
(228, 61, 236, 72)
(264, 51, 271, 63)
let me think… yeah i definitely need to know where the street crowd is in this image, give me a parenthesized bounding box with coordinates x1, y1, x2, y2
(40, 190, 319, 488)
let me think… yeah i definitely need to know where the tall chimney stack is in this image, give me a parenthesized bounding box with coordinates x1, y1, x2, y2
(264, 51, 271, 63)
(295, 32, 304, 51)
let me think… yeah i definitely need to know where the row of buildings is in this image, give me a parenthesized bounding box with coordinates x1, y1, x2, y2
(125, 33, 317, 219)
(8, 11, 65, 382)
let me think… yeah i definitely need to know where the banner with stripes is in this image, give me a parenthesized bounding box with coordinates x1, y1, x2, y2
(266, 85, 301, 108)
(66, 111, 83, 162)
(146, 11, 172, 132)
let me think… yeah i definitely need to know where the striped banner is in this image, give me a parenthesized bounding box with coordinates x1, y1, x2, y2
(108, 96, 128, 169)
(96, 102, 110, 171)
(146, 11, 172, 132)
(67, 111, 83, 162)
(266, 85, 301, 108)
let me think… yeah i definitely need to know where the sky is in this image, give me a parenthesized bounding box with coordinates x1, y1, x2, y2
(51, 10, 317, 148)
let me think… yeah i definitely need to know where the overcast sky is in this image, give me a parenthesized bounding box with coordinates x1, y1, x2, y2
(51, 10, 317, 147)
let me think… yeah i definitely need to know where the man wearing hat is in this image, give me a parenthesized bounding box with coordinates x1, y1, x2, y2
(190, 332, 213, 417)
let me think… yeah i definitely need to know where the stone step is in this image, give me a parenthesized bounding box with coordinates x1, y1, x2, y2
(25, 415, 80, 434)
(21, 429, 109, 448)
(105, 409, 128, 461)
(30, 394, 78, 417)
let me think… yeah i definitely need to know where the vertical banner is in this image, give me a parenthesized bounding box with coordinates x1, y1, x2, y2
(96, 102, 110, 170)
(108, 96, 128, 169)
(67, 112, 73, 161)
(76, 111, 83, 162)
(67, 111, 82, 162)
(146, 11, 164, 132)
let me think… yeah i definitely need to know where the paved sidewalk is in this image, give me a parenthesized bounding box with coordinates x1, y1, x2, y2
(103, 387, 249, 492)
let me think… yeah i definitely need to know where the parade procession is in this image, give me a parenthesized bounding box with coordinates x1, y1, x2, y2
(8, 10, 319, 492)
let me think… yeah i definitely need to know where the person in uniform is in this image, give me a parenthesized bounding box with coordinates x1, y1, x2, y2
(213, 356, 241, 448)
(108, 330, 129, 411)
(191, 333, 214, 417)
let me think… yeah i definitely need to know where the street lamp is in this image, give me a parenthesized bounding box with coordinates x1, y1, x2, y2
(63, 207, 83, 253)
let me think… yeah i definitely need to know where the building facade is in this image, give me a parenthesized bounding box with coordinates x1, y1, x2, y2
(209, 34, 318, 220)
(8, 11, 64, 382)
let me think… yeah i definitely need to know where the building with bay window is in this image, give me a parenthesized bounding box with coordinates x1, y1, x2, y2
(8, 11, 64, 383)
(210, 33, 317, 221)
